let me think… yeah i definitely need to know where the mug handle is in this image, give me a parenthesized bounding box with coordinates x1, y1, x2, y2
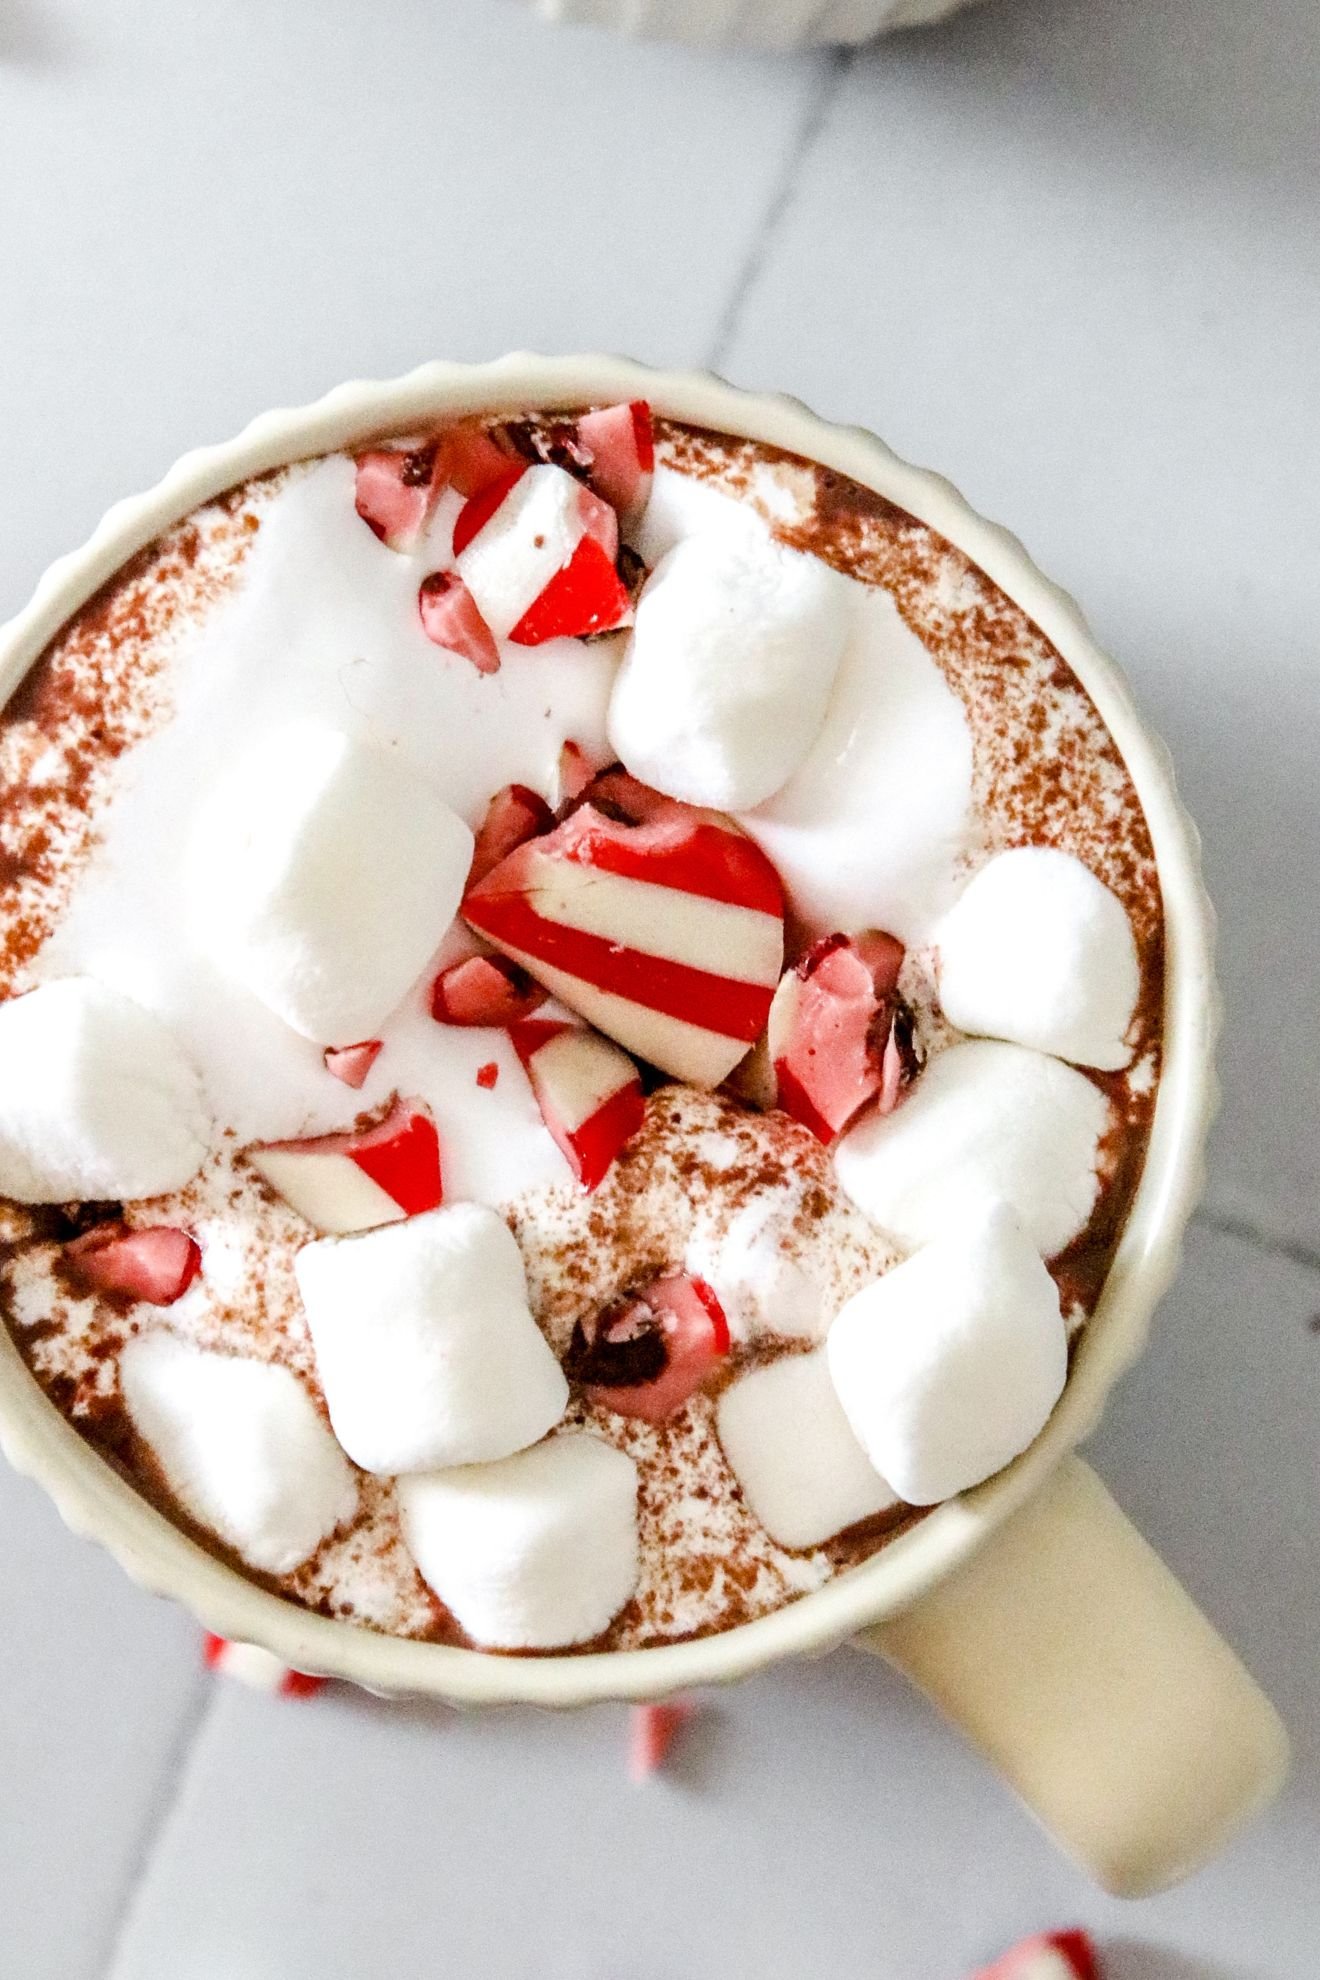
(853, 1458, 1289, 1895)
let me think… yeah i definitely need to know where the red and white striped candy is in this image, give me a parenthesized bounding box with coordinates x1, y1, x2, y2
(431, 954, 545, 1028)
(202, 1633, 325, 1699)
(768, 930, 905, 1146)
(553, 738, 597, 811)
(65, 1225, 202, 1306)
(972, 1931, 1100, 1980)
(436, 420, 516, 499)
(583, 1274, 730, 1422)
(323, 1039, 382, 1090)
(249, 1097, 442, 1235)
(509, 1016, 644, 1192)
(354, 442, 445, 552)
(628, 1699, 694, 1781)
(454, 462, 633, 645)
(465, 787, 785, 1087)
(418, 572, 500, 675)
(468, 782, 554, 891)
(577, 400, 655, 524)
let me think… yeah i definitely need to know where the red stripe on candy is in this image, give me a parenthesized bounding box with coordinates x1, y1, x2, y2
(468, 894, 773, 1043)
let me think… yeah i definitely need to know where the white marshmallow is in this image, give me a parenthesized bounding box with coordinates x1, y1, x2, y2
(190, 717, 472, 1043)
(717, 1348, 897, 1547)
(398, 1432, 639, 1649)
(834, 1039, 1108, 1258)
(119, 1329, 358, 1574)
(826, 1205, 1067, 1505)
(0, 979, 210, 1203)
(686, 1196, 824, 1345)
(294, 1204, 567, 1475)
(607, 527, 853, 811)
(937, 847, 1141, 1070)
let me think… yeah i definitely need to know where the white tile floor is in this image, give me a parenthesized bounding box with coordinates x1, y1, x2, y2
(2, 2, 1317, 1975)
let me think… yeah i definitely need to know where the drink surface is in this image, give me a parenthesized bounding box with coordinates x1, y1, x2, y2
(0, 412, 1162, 1652)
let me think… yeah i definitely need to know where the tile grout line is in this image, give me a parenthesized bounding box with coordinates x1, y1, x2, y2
(705, 46, 854, 375)
(95, 1672, 219, 1980)
(1192, 1204, 1320, 1278)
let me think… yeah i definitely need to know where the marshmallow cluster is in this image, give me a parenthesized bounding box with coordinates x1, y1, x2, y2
(120, 1330, 358, 1574)
(295, 1204, 567, 1475)
(0, 979, 210, 1204)
(937, 847, 1140, 1069)
(191, 718, 472, 1043)
(717, 1347, 896, 1547)
(607, 527, 853, 810)
(826, 1205, 1067, 1505)
(398, 1432, 640, 1649)
(834, 1039, 1108, 1257)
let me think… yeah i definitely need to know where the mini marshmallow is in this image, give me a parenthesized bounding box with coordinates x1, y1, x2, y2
(0, 979, 210, 1204)
(717, 1348, 897, 1547)
(686, 1196, 825, 1345)
(937, 847, 1140, 1069)
(191, 717, 472, 1043)
(398, 1432, 639, 1650)
(119, 1330, 358, 1574)
(294, 1203, 567, 1474)
(826, 1205, 1067, 1505)
(607, 527, 853, 811)
(833, 1039, 1108, 1257)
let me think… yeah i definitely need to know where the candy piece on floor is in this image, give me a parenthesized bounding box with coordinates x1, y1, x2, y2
(465, 781, 785, 1087)
(202, 1633, 326, 1699)
(509, 1017, 644, 1192)
(971, 1929, 1100, 1980)
(65, 1224, 202, 1307)
(628, 1700, 694, 1782)
(323, 1040, 382, 1089)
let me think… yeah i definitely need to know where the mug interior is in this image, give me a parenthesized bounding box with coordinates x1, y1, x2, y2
(0, 356, 1217, 1704)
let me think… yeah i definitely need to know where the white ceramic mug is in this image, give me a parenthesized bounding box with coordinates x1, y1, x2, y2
(0, 356, 1288, 1897)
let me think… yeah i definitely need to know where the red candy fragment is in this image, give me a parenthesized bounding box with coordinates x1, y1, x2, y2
(464, 774, 785, 1088)
(354, 444, 444, 552)
(323, 1040, 382, 1090)
(65, 1225, 201, 1307)
(578, 400, 655, 523)
(203, 1634, 326, 1699)
(509, 533, 633, 646)
(768, 930, 906, 1145)
(475, 1061, 499, 1090)
(972, 1930, 1100, 1980)
(418, 572, 500, 674)
(249, 1097, 442, 1235)
(436, 420, 515, 499)
(628, 1699, 694, 1782)
(554, 739, 597, 811)
(509, 1017, 644, 1193)
(581, 1274, 730, 1423)
(431, 954, 546, 1027)
(468, 783, 555, 891)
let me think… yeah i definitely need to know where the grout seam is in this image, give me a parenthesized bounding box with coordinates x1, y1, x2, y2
(95, 1673, 218, 1980)
(1192, 1204, 1320, 1279)
(705, 46, 854, 374)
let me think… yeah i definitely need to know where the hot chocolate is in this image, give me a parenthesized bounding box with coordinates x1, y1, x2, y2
(0, 404, 1162, 1654)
